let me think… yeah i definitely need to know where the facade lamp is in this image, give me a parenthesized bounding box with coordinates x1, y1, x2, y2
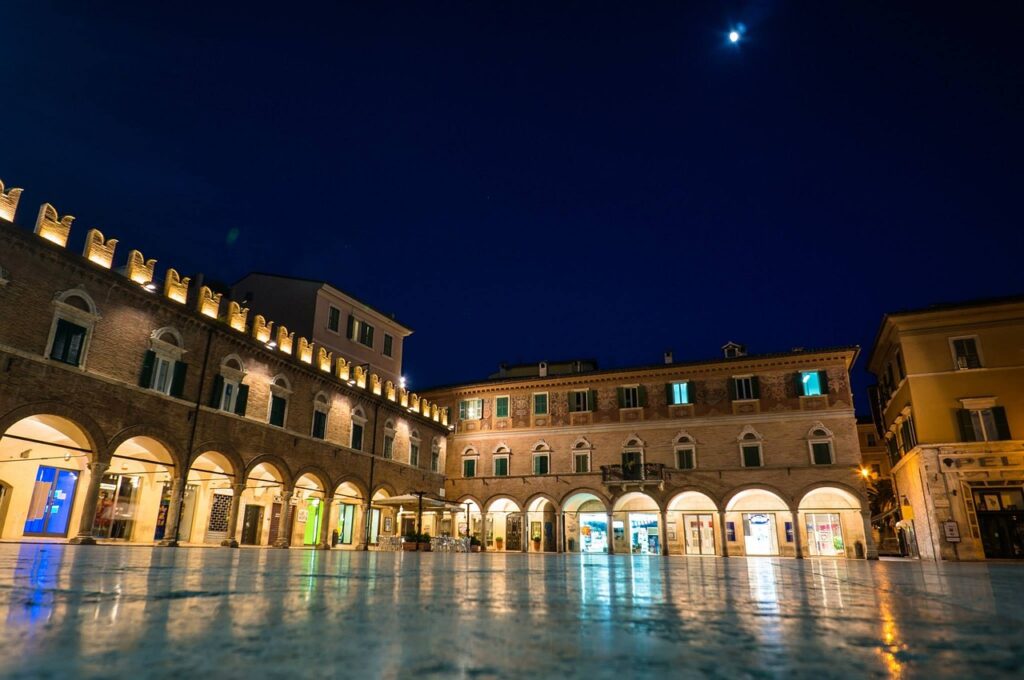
(142, 282, 157, 292)
(266, 341, 277, 349)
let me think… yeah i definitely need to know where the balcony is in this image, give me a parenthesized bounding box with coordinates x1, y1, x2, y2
(600, 463, 666, 490)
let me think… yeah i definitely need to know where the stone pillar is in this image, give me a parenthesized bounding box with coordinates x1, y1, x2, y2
(660, 509, 670, 556)
(319, 495, 334, 550)
(521, 512, 528, 553)
(606, 512, 615, 555)
(274, 489, 294, 549)
(221, 482, 245, 548)
(717, 511, 729, 558)
(69, 460, 110, 545)
(791, 507, 804, 559)
(158, 475, 185, 547)
(556, 512, 564, 553)
(862, 510, 879, 560)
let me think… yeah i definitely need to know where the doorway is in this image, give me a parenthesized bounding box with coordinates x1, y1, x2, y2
(742, 513, 778, 556)
(975, 489, 1024, 559)
(683, 514, 715, 555)
(267, 502, 283, 545)
(206, 492, 231, 543)
(505, 514, 523, 551)
(92, 473, 140, 540)
(629, 513, 660, 554)
(804, 513, 845, 557)
(241, 504, 264, 545)
(621, 452, 643, 480)
(23, 466, 80, 537)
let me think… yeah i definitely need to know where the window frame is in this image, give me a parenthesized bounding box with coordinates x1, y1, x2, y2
(493, 454, 510, 477)
(45, 290, 100, 369)
(949, 335, 983, 370)
(740, 442, 763, 468)
(533, 392, 549, 416)
(350, 408, 367, 450)
(459, 398, 483, 421)
(311, 392, 330, 439)
(532, 452, 550, 475)
(621, 385, 640, 409)
(463, 457, 477, 478)
(674, 435, 697, 470)
(809, 440, 834, 466)
(382, 333, 394, 358)
(327, 305, 341, 333)
(733, 376, 756, 401)
(669, 381, 690, 406)
(494, 395, 510, 419)
(267, 375, 291, 428)
(571, 389, 590, 413)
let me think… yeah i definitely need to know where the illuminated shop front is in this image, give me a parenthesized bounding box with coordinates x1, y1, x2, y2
(563, 492, 609, 554)
(92, 473, 140, 540)
(667, 491, 718, 556)
(725, 489, 792, 557)
(612, 493, 661, 555)
(24, 466, 79, 537)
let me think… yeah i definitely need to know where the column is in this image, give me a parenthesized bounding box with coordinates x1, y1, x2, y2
(359, 498, 372, 551)
(791, 507, 804, 559)
(69, 460, 110, 545)
(606, 512, 615, 555)
(556, 512, 564, 553)
(861, 510, 879, 560)
(660, 509, 669, 556)
(318, 495, 334, 550)
(717, 511, 729, 558)
(521, 512, 528, 553)
(221, 482, 245, 548)
(158, 475, 185, 547)
(274, 489, 293, 549)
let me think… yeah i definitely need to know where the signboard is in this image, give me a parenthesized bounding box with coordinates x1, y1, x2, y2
(943, 520, 961, 543)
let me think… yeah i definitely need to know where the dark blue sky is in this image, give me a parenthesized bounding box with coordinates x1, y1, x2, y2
(3, 2, 1021, 409)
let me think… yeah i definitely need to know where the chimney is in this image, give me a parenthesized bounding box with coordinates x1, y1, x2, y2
(663, 350, 674, 365)
(498, 362, 508, 377)
(539, 361, 548, 377)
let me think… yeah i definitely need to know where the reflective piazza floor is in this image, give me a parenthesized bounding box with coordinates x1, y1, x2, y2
(0, 545, 1023, 678)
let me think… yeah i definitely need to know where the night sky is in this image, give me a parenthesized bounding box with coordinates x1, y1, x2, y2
(2, 2, 1021, 409)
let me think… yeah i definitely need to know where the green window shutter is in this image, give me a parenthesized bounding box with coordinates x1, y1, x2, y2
(616, 387, 625, 408)
(665, 383, 674, 405)
(139, 350, 156, 388)
(818, 370, 829, 395)
(170, 362, 188, 398)
(234, 384, 249, 416)
(638, 385, 647, 407)
(459, 401, 467, 420)
(270, 395, 286, 427)
(366, 326, 374, 347)
(793, 372, 804, 397)
(992, 407, 1012, 441)
(684, 381, 694, 404)
(589, 390, 599, 411)
(728, 379, 737, 401)
(751, 377, 761, 399)
(346, 314, 355, 339)
(209, 374, 224, 408)
(567, 393, 576, 413)
(956, 409, 976, 442)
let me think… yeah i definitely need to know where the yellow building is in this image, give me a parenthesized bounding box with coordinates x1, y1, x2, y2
(867, 297, 1024, 560)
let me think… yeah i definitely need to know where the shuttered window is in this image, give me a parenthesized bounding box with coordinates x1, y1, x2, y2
(49, 319, 87, 366)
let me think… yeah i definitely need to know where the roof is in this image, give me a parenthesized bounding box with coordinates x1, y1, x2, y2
(232, 271, 413, 333)
(421, 345, 860, 393)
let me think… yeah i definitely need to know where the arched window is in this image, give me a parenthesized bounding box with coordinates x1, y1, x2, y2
(571, 437, 592, 474)
(621, 434, 645, 478)
(493, 444, 510, 476)
(140, 327, 187, 397)
(46, 288, 100, 368)
(311, 392, 330, 439)
(532, 441, 551, 476)
(212, 354, 248, 415)
(807, 423, 835, 465)
(431, 437, 442, 473)
(462, 446, 479, 478)
(382, 419, 395, 460)
(268, 374, 291, 428)
(410, 429, 421, 467)
(738, 426, 763, 468)
(350, 406, 367, 451)
(674, 432, 697, 470)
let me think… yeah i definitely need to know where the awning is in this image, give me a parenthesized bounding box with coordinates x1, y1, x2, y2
(373, 494, 467, 512)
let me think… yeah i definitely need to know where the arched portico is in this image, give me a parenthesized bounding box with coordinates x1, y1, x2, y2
(330, 480, 366, 549)
(484, 496, 523, 552)
(725, 487, 794, 558)
(102, 434, 178, 544)
(562, 490, 610, 554)
(290, 470, 328, 548)
(182, 449, 240, 546)
(525, 494, 559, 553)
(667, 490, 721, 556)
(611, 492, 663, 556)
(456, 496, 484, 548)
(798, 485, 868, 559)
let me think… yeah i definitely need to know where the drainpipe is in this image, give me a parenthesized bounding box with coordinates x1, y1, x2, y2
(170, 325, 214, 545)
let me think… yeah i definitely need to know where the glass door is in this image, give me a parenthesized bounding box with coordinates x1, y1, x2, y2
(742, 513, 778, 555)
(629, 513, 660, 555)
(684, 514, 716, 555)
(579, 513, 608, 553)
(23, 466, 80, 537)
(93, 474, 140, 540)
(805, 513, 845, 557)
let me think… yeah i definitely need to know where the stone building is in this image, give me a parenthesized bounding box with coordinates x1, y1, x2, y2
(425, 346, 877, 559)
(867, 297, 1024, 560)
(0, 177, 452, 549)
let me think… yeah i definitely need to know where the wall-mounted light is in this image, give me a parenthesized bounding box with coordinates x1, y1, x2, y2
(142, 282, 157, 292)
(266, 341, 277, 349)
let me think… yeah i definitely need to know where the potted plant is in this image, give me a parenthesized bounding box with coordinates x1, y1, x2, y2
(495, 536, 504, 551)
(418, 532, 432, 552)
(402, 531, 419, 551)
(532, 536, 542, 551)
(470, 536, 482, 553)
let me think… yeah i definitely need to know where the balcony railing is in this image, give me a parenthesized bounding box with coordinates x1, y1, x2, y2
(600, 463, 666, 484)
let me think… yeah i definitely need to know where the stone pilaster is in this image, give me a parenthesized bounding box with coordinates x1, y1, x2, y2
(318, 495, 334, 549)
(274, 489, 293, 549)
(717, 511, 729, 557)
(157, 475, 185, 547)
(221, 483, 245, 548)
(862, 510, 879, 560)
(68, 461, 110, 545)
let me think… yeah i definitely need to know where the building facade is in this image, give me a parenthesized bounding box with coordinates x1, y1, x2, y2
(427, 347, 877, 559)
(0, 177, 451, 550)
(231, 272, 411, 384)
(867, 297, 1024, 561)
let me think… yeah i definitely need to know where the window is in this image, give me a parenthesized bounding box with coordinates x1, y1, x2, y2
(382, 333, 393, 357)
(533, 453, 550, 475)
(347, 315, 375, 348)
(459, 399, 483, 420)
(570, 390, 590, 412)
(899, 415, 918, 453)
(311, 393, 329, 439)
(410, 432, 420, 467)
(618, 386, 643, 409)
(674, 434, 696, 469)
(463, 458, 477, 478)
(951, 336, 981, 369)
(533, 393, 548, 416)
(894, 349, 906, 381)
(495, 396, 510, 419)
(798, 371, 828, 397)
(211, 356, 248, 416)
(958, 407, 1010, 442)
(49, 319, 87, 366)
(383, 435, 393, 459)
(574, 452, 590, 473)
(327, 306, 341, 332)
(268, 375, 290, 428)
(46, 290, 99, 368)
(431, 447, 440, 473)
(668, 382, 690, 405)
(866, 433, 877, 447)
(494, 456, 509, 476)
(741, 444, 763, 467)
(732, 376, 759, 400)
(351, 407, 366, 450)
(811, 442, 833, 465)
(140, 328, 187, 398)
